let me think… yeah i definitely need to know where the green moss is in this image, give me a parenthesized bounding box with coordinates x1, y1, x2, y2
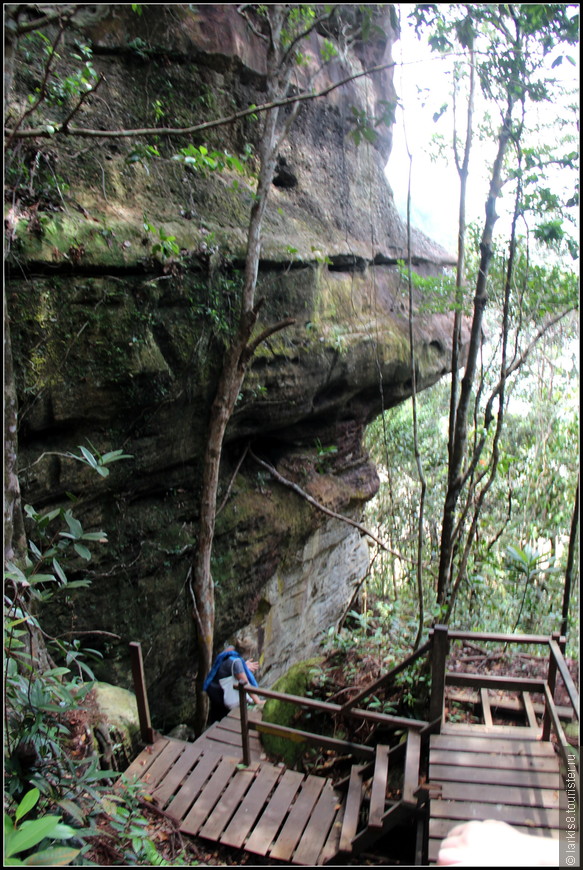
(261, 657, 324, 766)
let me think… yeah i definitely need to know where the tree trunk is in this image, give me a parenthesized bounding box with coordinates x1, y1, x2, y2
(4, 294, 27, 567)
(561, 475, 579, 638)
(437, 96, 515, 606)
(191, 13, 284, 733)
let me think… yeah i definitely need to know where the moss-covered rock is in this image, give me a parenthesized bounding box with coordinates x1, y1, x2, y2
(261, 658, 324, 766)
(92, 682, 141, 768)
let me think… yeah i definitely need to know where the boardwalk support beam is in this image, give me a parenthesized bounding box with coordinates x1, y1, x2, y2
(129, 641, 155, 744)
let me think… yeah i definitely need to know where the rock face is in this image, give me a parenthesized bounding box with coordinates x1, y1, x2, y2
(6, 5, 466, 730)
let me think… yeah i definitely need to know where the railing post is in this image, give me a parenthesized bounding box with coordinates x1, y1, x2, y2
(129, 641, 155, 744)
(542, 631, 563, 741)
(239, 682, 250, 766)
(429, 625, 449, 728)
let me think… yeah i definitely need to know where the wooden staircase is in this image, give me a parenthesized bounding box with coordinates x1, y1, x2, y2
(124, 725, 424, 865)
(126, 629, 578, 865)
(337, 731, 424, 859)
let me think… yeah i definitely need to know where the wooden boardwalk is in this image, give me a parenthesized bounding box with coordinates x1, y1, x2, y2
(427, 722, 562, 864)
(124, 709, 346, 865)
(124, 631, 577, 865)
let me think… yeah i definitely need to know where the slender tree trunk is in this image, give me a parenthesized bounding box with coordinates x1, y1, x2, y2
(437, 96, 515, 606)
(4, 291, 26, 566)
(448, 48, 475, 465)
(561, 474, 579, 638)
(191, 7, 287, 735)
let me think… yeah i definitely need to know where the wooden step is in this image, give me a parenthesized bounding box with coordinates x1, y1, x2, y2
(368, 744, 390, 828)
(338, 765, 364, 854)
(403, 730, 421, 806)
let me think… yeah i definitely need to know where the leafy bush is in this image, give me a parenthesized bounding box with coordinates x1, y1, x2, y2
(4, 446, 175, 865)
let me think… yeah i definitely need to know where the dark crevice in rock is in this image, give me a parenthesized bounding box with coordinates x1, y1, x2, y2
(327, 254, 368, 273)
(5, 260, 156, 279)
(232, 258, 311, 273)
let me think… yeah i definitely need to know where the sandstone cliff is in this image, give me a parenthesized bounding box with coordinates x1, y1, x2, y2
(6, 5, 464, 729)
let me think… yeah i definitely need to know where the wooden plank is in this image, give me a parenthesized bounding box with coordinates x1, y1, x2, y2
(269, 775, 326, 862)
(292, 783, 340, 866)
(403, 731, 421, 806)
(180, 756, 238, 836)
(205, 727, 244, 749)
(429, 748, 558, 772)
(445, 687, 573, 719)
(318, 800, 345, 865)
(429, 626, 449, 723)
(338, 765, 364, 853)
(244, 769, 304, 856)
(254, 720, 374, 759)
(441, 722, 540, 738)
(151, 742, 204, 807)
(220, 763, 282, 849)
(522, 692, 539, 730)
(140, 739, 186, 790)
(431, 734, 554, 755)
(168, 750, 223, 823)
(369, 745, 390, 828)
(437, 780, 559, 808)
(129, 641, 155, 744)
(430, 763, 560, 790)
(124, 737, 170, 781)
(446, 672, 545, 693)
(198, 762, 259, 841)
(480, 688, 493, 727)
(429, 798, 560, 828)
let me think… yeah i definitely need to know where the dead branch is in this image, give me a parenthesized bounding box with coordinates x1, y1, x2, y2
(217, 442, 250, 516)
(5, 58, 397, 141)
(249, 448, 410, 559)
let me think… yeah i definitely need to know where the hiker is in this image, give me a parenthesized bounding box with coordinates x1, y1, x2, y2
(437, 819, 560, 866)
(203, 644, 262, 724)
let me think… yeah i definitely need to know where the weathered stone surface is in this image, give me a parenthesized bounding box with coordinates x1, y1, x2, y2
(6, 5, 467, 731)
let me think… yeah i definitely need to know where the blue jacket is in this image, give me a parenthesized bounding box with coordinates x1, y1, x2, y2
(203, 649, 258, 693)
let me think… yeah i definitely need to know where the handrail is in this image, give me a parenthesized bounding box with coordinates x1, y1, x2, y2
(246, 684, 429, 730)
(543, 684, 580, 803)
(237, 628, 578, 770)
(252, 718, 375, 760)
(548, 638, 580, 720)
(446, 630, 557, 644)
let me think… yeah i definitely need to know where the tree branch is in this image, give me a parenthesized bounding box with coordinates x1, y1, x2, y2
(217, 442, 250, 516)
(244, 317, 296, 360)
(249, 448, 411, 560)
(5, 58, 397, 141)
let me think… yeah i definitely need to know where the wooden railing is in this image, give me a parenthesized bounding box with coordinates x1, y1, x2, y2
(233, 627, 579, 794)
(236, 681, 432, 767)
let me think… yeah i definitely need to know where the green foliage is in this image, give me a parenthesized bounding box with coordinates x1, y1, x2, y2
(142, 216, 180, 260)
(21, 32, 98, 109)
(67, 443, 134, 479)
(173, 142, 253, 175)
(126, 143, 161, 173)
(314, 438, 338, 472)
(98, 778, 188, 865)
(3, 447, 174, 866)
(4, 789, 81, 866)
